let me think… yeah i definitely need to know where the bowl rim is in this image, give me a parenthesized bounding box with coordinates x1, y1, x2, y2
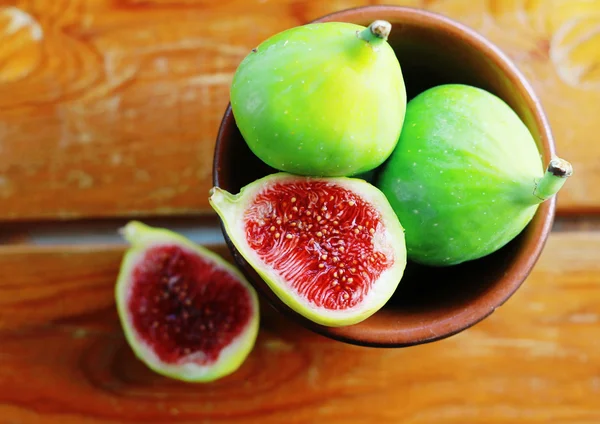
(213, 5, 557, 347)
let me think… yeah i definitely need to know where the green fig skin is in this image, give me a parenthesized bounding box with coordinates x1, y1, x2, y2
(231, 21, 406, 177)
(376, 84, 572, 266)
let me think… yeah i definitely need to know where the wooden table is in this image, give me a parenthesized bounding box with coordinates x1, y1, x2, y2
(1, 1, 599, 422)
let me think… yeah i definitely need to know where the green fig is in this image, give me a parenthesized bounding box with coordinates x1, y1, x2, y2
(230, 20, 406, 177)
(376, 84, 572, 266)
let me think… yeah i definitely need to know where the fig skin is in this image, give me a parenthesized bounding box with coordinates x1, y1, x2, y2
(230, 21, 406, 177)
(115, 221, 260, 383)
(209, 173, 407, 327)
(376, 84, 572, 266)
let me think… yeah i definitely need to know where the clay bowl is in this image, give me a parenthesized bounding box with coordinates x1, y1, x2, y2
(212, 5, 556, 347)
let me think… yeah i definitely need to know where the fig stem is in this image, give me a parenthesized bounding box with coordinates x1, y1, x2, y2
(533, 157, 573, 202)
(209, 187, 237, 205)
(119, 220, 152, 245)
(357, 20, 392, 45)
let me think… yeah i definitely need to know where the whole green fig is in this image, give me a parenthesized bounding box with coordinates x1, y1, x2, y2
(230, 20, 406, 177)
(377, 84, 572, 266)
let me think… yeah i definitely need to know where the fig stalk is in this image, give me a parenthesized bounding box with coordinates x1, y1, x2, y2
(533, 157, 573, 202)
(358, 20, 392, 44)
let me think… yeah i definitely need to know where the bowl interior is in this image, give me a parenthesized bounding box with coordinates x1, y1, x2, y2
(213, 6, 555, 346)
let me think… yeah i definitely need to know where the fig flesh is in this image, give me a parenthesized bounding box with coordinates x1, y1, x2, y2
(230, 20, 406, 177)
(209, 173, 406, 327)
(115, 222, 259, 382)
(376, 84, 572, 266)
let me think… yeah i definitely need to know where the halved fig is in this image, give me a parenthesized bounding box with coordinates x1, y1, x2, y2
(115, 221, 259, 382)
(209, 173, 406, 327)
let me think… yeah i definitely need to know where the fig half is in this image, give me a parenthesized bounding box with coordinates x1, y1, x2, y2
(210, 173, 407, 327)
(115, 222, 259, 382)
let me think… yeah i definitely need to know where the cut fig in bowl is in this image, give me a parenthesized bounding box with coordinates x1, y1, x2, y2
(209, 173, 407, 327)
(115, 221, 260, 383)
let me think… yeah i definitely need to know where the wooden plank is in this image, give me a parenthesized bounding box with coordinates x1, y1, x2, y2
(1, 232, 599, 423)
(0, 0, 597, 221)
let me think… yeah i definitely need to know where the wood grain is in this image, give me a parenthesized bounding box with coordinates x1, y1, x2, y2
(1, 232, 599, 423)
(0, 0, 598, 221)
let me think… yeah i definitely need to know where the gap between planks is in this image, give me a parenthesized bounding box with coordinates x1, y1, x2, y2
(1, 215, 600, 249)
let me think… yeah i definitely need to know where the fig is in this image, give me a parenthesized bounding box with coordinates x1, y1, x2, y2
(115, 221, 260, 382)
(230, 20, 406, 177)
(376, 84, 573, 266)
(209, 173, 406, 327)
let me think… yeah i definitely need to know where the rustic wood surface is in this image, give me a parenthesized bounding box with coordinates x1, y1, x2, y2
(1, 0, 600, 422)
(0, 233, 599, 423)
(0, 0, 598, 220)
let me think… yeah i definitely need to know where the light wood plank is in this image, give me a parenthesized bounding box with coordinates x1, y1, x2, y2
(0, 0, 597, 219)
(1, 232, 599, 423)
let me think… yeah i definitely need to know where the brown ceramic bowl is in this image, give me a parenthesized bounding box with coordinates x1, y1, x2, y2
(212, 6, 556, 347)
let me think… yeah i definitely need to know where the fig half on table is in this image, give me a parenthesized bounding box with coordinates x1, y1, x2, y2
(115, 222, 260, 382)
